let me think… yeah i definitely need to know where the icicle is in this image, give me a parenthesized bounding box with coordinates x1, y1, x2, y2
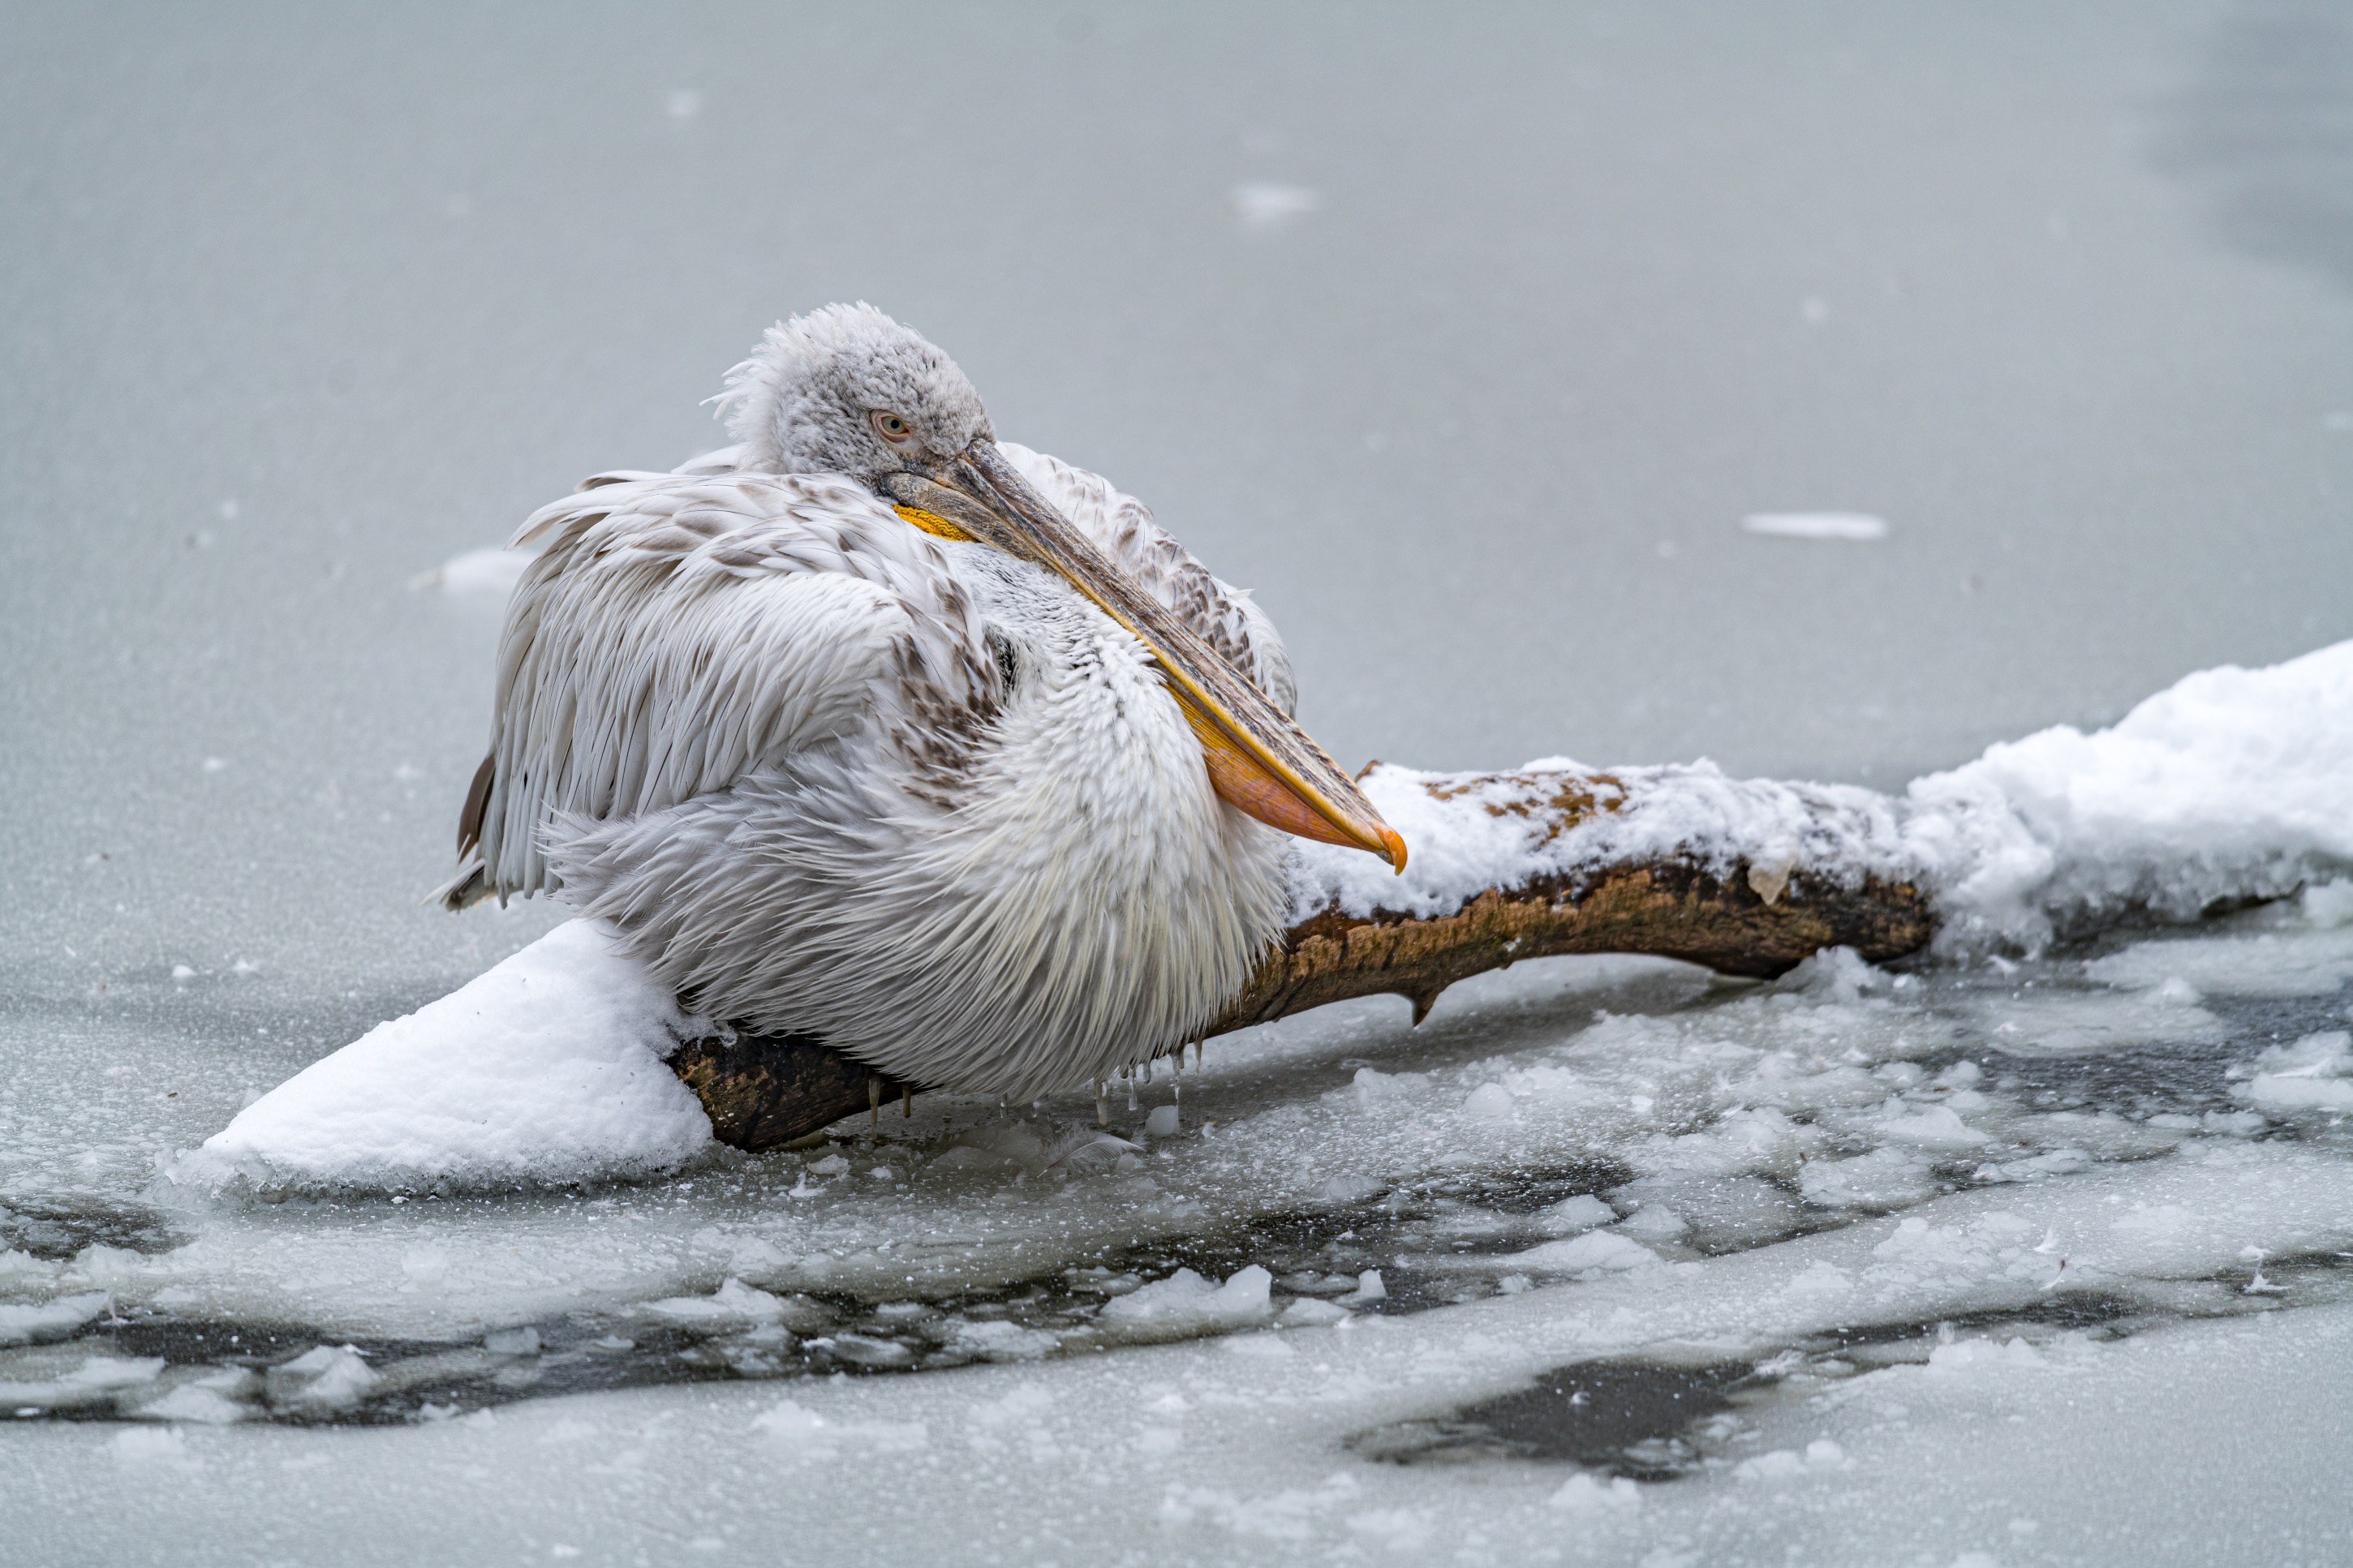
(1095, 1080, 1108, 1127)
(1125, 1066, 1138, 1112)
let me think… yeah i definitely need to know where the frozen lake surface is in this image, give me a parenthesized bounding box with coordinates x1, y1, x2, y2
(5, 2, 2352, 1564)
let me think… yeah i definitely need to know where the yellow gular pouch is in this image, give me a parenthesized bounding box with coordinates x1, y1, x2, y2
(893, 504, 974, 542)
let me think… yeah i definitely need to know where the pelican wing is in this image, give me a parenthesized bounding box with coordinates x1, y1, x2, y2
(441, 470, 996, 909)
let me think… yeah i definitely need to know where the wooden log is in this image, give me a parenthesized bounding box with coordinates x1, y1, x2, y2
(671, 764, 1934, 1150)
(1213, 860, 1931, 1033)
(669, 1028, 909, 1152)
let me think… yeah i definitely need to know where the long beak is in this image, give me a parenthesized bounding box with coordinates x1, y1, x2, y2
(883, 441, 1407, 872)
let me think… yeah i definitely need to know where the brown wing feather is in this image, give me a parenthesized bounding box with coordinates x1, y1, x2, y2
(456, 751, 497, 857)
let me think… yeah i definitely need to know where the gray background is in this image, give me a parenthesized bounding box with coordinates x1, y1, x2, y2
(3, 1, 2348, 1001)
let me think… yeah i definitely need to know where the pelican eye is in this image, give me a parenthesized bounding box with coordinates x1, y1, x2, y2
(871, 410, 915, 445)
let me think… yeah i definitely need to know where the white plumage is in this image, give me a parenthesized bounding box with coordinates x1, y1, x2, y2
(441, 306, 1360, 1101)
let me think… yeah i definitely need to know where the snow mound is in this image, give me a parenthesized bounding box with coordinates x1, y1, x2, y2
(173, 920, 714, 1192)
(1906, 639, 2353, 949)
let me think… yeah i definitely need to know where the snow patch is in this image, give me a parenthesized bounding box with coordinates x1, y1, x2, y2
(1741, 512, 1889, 541)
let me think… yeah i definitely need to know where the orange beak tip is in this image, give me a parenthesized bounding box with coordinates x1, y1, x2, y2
(1381, 827, 1409, 874)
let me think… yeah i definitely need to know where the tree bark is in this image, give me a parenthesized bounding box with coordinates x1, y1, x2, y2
(670, 765, 1934, 1150)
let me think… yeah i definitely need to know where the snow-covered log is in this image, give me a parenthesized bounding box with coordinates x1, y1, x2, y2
(676, 636, 2353, 1149)
(187, 639, 2353, 1188)
(676, 762, 1936, 1147)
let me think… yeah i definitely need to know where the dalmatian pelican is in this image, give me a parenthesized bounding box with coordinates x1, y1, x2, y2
(439, 304, 1404, 1102)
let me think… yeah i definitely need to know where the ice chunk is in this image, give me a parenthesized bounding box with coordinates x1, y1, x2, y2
(1461, 1083, 1515, 1120)
(1972, 1147, 2093, 1184)
(1099, 1266, 1273, 1332)
(1612, 1205, 1688, 1242)
(1800, 1146, 1938, 1209)
(2238, 1030, 2353, 1113)
(2088, 929, 2353, 999)
(1929, 1335, 2046, 1373)
(1736, 1438, 1852, 1480)
(947, 1319, 1059, 1361)
(643, 1278, 784, 1323)
(1549, 1472, 1641, 1511)
(1533, 1194, 1617, 1236)
(0, 1292, 110, 1347)
(1314, 1172, 1382, 1204)
(2304, 879, 2353, 928)
(64, 1355, 164, 1389)
(267, 1346, 379, 1410)
(1279, 1298, 1352, 1328)
(1505, 1231, 1661, 1275)
(1143, 1106, 1181, 1137)
(1609, 1174, 1798, 1248)
(1970, 989, 2226, 1054)
(1777, 944, 1886, 1002)
(1876, 1104, 1990, 1152)
(1042, 1131, 1143, 1175)
(825, 1334, 915, 1368)
(131, 1366, 256, 1426)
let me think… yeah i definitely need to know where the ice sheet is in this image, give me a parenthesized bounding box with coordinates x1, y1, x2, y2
(6, 843, 2352, 1568)
(7, 1166, 2351, 1566)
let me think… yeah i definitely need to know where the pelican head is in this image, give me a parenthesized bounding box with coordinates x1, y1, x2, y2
(717, 303, 1407, 871)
